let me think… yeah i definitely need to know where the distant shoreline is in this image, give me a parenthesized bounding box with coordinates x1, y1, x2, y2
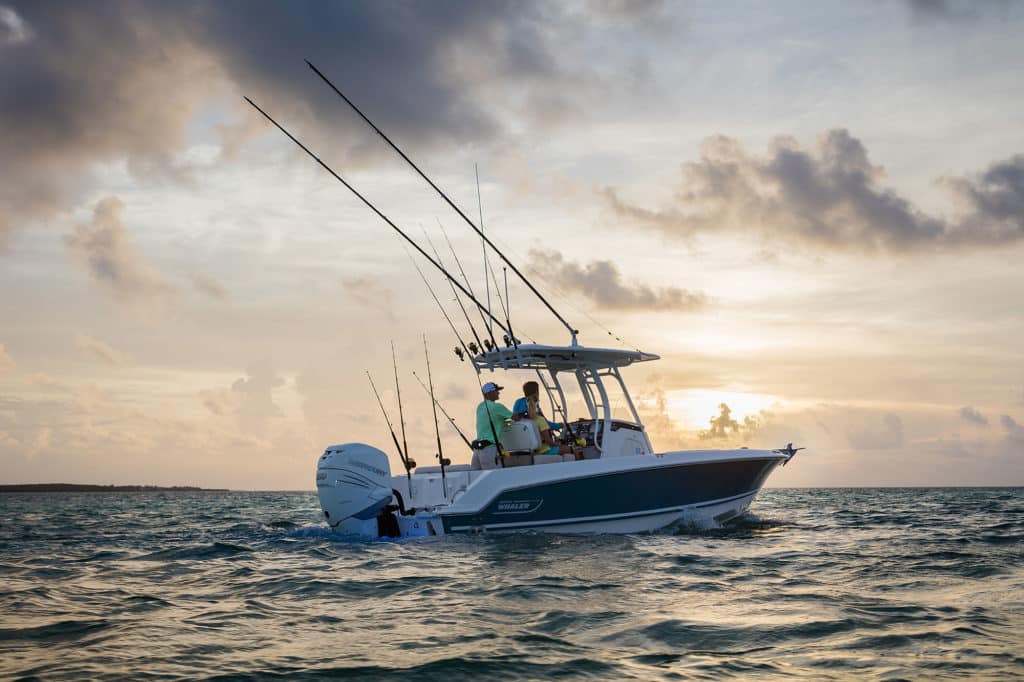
(0, 484, 229, 493)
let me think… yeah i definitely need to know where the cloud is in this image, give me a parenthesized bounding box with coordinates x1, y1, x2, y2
(907, 0, 1012, 23)
(66, 197, 173, 300)
(231, 365, 286, 435)
(75, 334, 130, 366)
(959, 406, 988, 426)
(0, 2, 211, 244)
(1, 1, 654, 244)
(0, 4, 31, 45)
(604, 130, 1024, 254)
(954, 403, 987, 425)
(847, 413, 904, 450)
(0, 343, 14, 373)
(528, 250, 706, 312)
(1001, 414, 1024, 443)
(191, 272, 227, 300)
(698, 402, 763, 441)
(341, 276, 394, 309)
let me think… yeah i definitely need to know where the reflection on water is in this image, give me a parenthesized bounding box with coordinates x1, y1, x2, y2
(0, 488, 1021, 680)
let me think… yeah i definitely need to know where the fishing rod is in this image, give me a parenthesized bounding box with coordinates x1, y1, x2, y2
(243, 96, 511, 340)
(367, 371, 414, 482)
(477, 164, 494, 343)
(443, 219, 536, 346)
(391, 341, 410, 471)
(502, 266, 516, 349)
(437, 219, 499, 351)
(305, 61, 579, 342)
(475, 166, 512, 343)
(403, 246, 471, 362)
(422, 334, 447, 496)
(420, 225, 486, 351)
(412, 371, 472, 450)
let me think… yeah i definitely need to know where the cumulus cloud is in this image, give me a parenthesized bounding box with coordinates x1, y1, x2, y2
(699, 402, 763, 441)
(959, 406, 988, 426)
(528, 250, 706, 312)
(1001, 414, 1024, 443)
(847, 413, 904, 450)
(75, 334, 130, 366)
(191, 272, 227, 300)
(231, 365, 286, 435)
(604, 129, 1024, 254)
(0, 1, 655, 244)
(66, 197, 173, 300)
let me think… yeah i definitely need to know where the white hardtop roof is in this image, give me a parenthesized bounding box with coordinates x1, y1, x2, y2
(472, 343, 659, 371)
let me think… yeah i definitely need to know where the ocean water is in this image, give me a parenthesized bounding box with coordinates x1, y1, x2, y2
(1, 488, 1021, 681)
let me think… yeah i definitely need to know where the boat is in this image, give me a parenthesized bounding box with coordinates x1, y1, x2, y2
(243, 60, 801, 538)
(316, 343, 799, 537)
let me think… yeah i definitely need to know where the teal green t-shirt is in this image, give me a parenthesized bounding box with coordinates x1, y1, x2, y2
(475, 400, 513, 443)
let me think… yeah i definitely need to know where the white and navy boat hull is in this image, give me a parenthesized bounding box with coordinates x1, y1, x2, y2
(317, 445, 787, 538)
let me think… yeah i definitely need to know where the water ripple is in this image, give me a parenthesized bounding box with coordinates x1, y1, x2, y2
(0, 487, 1020, 680)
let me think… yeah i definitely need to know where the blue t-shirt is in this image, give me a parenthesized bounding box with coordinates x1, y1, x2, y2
(511, 397, 562, 430)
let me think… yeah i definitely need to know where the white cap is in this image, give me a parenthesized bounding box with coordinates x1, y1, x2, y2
(481, 381, 504, 394)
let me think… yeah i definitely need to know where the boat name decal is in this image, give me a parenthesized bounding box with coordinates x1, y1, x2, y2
(495, 499, 543, 514)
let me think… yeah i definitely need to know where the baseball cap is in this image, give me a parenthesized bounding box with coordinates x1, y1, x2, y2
(481, 381, 504, 393)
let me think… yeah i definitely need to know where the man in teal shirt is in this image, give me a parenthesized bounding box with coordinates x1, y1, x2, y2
(472, 382, 514, 469)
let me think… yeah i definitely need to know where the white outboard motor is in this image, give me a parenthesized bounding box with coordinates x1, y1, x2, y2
(316, 443, 394, 535)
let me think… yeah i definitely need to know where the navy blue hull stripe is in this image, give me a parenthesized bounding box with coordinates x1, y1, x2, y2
(447, 488, 759, 532)
(441, 457, 779, 533)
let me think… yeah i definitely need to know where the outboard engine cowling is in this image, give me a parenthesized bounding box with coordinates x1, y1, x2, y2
(316, 443, 393, 534)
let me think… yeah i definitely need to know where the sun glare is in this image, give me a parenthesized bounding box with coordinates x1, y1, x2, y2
(665, 388, 784, 430)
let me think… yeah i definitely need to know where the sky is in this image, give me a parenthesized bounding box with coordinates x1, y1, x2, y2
(1, 0, 1022, 489)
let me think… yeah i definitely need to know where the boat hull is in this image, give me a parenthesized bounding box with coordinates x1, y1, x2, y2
(318, 447, 787, 537)
(439, 455, 780, 534)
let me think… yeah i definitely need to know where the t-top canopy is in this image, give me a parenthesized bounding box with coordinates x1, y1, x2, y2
(472, 343, 660, 371)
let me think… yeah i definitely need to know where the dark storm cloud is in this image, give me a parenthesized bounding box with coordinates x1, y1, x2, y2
(604, 129, 1024, 253)
(0, 1, 610, 243)
(528, 250, 707, 312)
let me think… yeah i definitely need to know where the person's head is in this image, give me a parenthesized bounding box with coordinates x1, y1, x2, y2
(481, 381, 503, 401)
(522, 381, 539, 400)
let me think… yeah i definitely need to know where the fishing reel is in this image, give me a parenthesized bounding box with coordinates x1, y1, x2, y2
(467, 342, 479, 355)
(454, 346, 464, 361)
(503, 334, 512, 347)
(483, 339, 494, 352)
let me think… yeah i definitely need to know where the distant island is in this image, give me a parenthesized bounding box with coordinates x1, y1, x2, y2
(0, 484, 229, 493)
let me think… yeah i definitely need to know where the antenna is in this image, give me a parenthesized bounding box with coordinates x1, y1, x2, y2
(366, 371, 414, 482)
(391, 341, 409, 470)
(305, 61, 579, 342)
(243, 96, 511, 339)
(423, 334, 447, 496)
